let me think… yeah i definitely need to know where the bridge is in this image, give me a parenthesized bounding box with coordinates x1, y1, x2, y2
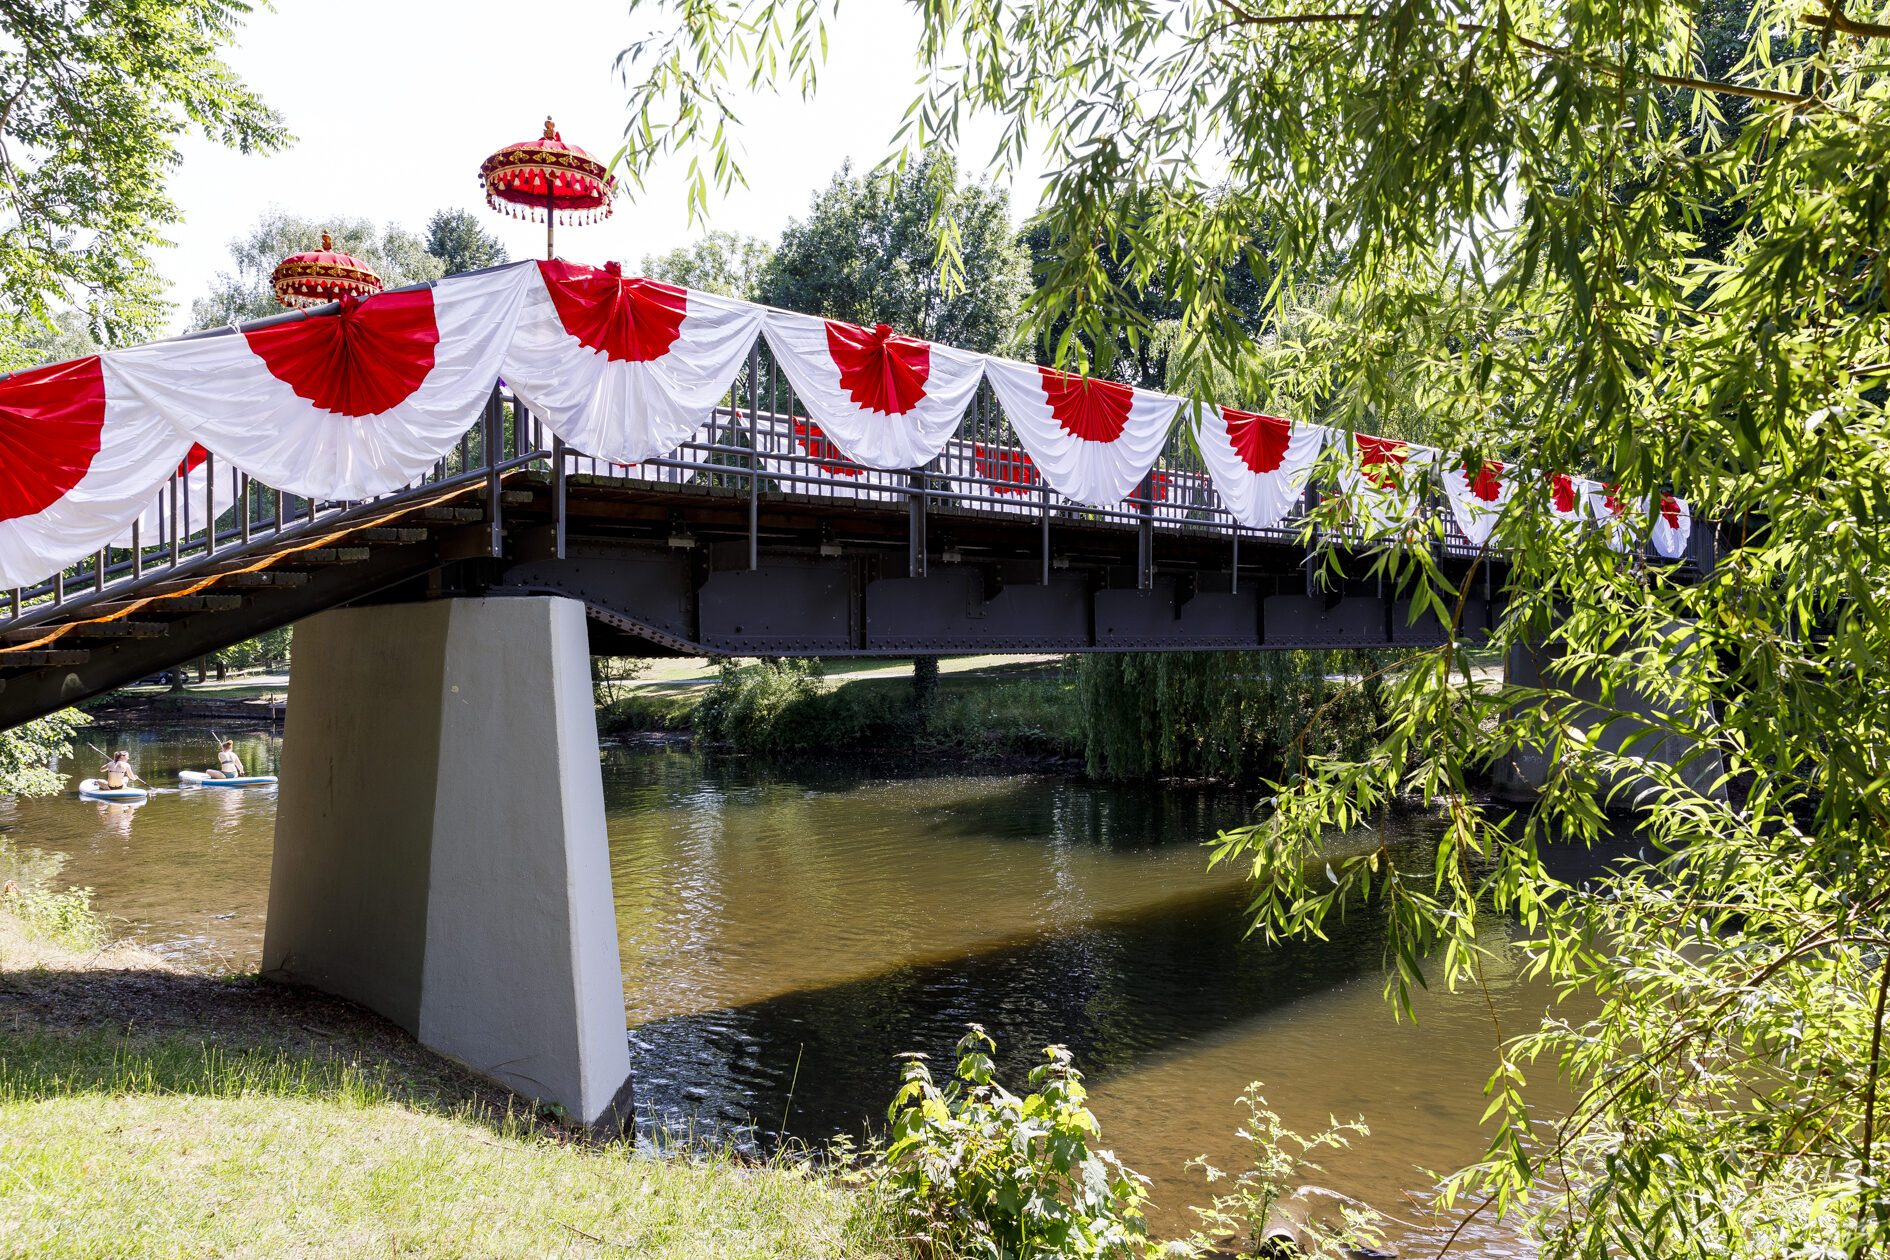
(0, 262, 1711, 1138)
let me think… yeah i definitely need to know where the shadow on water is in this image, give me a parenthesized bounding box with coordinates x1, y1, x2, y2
(628, 876, 1392, 1144)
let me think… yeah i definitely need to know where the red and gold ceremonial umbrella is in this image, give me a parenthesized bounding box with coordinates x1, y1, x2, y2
(269, 232, 384, 309)
(479, 116, 616, 260)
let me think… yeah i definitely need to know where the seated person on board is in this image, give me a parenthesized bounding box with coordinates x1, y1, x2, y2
(207, 740, 244, 780)
(99, 751, 135, 789)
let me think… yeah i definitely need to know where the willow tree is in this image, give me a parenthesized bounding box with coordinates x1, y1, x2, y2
(616, 0, 1890, 1254)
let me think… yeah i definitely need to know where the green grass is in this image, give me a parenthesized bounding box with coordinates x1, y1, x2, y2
(0, 1029, 901, 1259)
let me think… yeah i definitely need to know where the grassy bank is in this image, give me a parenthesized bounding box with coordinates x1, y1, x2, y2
(600, 658, 1085, 762)
(0, 897, 898, 1258)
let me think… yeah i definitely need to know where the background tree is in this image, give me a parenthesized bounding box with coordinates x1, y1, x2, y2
(423, 209, 509, 276)
(0, 0, 286, 363)
(189, 212, 446, 329)
(0, 711, 90, 799)
(640, 230, 772, 300)
(759, 156, 1027, 354)
(619, 0, 1890, 1254)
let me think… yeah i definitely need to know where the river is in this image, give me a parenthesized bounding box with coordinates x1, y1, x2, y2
(4, 727, 1557, 1256)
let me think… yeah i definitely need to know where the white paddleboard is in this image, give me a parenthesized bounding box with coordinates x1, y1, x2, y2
(179, 771, 278, 788)
(78, 778, 149, 802)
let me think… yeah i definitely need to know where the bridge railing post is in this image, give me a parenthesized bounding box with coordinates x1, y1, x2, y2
(484, 387, 502, 557)
(747, 343, 761, 570)
(1136, 473, 1154, 590)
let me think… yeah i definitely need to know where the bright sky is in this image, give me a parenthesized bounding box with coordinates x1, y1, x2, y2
(160, 0, 1043, 331)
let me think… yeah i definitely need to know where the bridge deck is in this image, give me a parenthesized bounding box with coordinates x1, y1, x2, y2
(0, 390, 1700, 728)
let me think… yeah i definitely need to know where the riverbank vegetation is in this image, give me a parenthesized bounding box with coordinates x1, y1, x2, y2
(602, 657, 1087, 762)
(601, 652, 1406, 784)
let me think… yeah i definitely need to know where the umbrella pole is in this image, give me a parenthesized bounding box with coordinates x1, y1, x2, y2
(546, 184, 555, 260)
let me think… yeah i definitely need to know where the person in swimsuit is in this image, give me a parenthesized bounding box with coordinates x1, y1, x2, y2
(100, 751, 134, 789)
(207, 740, 243, 780)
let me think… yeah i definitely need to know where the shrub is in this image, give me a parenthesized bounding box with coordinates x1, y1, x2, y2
(881, 1025, 1149, 1260)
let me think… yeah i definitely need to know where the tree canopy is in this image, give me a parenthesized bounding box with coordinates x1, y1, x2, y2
(757, 156, 1027, 354)
(423, 208, 509, 277)
(616, 0, 1890, 1253)
(189, 212, 447, 329)
(639, 229, 773, 301)
(0, 0, 287, 358)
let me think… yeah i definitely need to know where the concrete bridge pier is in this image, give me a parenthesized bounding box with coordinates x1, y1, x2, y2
(262, 595, 634, 1132)
(1493, 623, 1727, 806)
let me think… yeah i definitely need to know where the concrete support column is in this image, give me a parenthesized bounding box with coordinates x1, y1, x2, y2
(263, 595, 633, 1131)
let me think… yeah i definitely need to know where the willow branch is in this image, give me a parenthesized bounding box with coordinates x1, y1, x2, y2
(1214, 2, 1813, 104)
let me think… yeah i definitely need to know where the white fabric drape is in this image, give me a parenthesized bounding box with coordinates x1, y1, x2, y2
(111, 445, 238, 550)
(0, 355, 192, 590)
(1438, 459, 1516, 547)
(112, 265, 532, 499)
(1195, 406, 1326, 530)
(980, 359, 1178, 508)
(1652, 495, 1693, 559)
(1585, 483, 1639, 552)
(760, 310, 984, 470)
(1338, 435, 1437, 535)
(504, 261, 760, 465)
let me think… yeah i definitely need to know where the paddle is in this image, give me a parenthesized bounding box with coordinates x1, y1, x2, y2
(85, 741, 152, 791)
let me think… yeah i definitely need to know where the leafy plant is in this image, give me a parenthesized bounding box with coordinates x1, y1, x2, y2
(0, 708, 90, 798)
(881, 1025, 1149, 1260)
(1178, 1083, 1382, 1259)
(2, 881, 107, 952)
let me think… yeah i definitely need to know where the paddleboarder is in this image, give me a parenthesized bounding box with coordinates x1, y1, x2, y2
(206, 740, 244, 780)
(99, 750, 135, 790)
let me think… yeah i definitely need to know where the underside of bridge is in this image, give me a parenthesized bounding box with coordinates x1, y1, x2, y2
(0, 468, 1500, 729)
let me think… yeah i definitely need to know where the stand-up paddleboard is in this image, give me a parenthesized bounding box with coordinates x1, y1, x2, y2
(179, 770, 278, 788)
(77, 779, 149, 802)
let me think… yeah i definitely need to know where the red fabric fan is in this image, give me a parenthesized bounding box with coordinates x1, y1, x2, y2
(539, 262, 686, 363)
(244, 290, 440, 418)
(825, 321, 930, 416)
(1040, 368, 1132, 443)
(1549, 472, 1578, 513)
(1222, 408, 1292, 475)
(1356, 434, 1412, 488)
(1467, 460, 1505, 502)
(792, 418, 866, 476)
(0, 356, 106, 524)
(976, 443, 1040, 495)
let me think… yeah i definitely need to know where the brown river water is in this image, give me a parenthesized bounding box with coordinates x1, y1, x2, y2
(3, 727, 1587, 1256)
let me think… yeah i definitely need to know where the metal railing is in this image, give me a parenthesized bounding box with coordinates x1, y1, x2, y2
(2, 336, 1704, 633)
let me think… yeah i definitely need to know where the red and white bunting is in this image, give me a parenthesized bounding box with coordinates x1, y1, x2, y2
(760, 311, 984, 470)
(1652, 495, 1692, 559)
(0, 356, 191, 589)
(763, 414, 907, 503)
(980, 360, 1178, 508)
(1545, 472, 1589, 524)
(112, 265, 531, 499)
(1439, 458, 1515, 547)
(1195, 407, 1325, 529)
(504, 262, 761, 465)
(1585, 483, 1640, 552)
(112, 444, 238, 549)
(1339, 434, 1436, 534)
